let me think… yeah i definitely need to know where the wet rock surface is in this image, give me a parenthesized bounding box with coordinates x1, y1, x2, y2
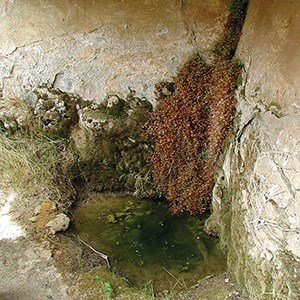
(70, 88, 155, 195)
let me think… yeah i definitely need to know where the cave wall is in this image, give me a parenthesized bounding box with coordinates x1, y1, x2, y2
(208, 0, 300, 299)
(0, 0, 229, 103)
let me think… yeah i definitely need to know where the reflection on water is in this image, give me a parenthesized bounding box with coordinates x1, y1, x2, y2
(72, 194, 226, 292)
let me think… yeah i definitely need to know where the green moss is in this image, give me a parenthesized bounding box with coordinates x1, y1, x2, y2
(84, 108, 107, 120)
(106, 98, 126, 117)
(71, 91, 154, 196)
(265, 101, 284, 118)
(33, 86, 80, 139)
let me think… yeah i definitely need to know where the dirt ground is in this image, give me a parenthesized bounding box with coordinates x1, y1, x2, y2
(0, 190, 71, 300)
(183, 273, 245, 300)
(0, 237, 70, 300)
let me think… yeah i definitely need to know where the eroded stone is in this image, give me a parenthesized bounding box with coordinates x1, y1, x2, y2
(46, 213, 70, 234)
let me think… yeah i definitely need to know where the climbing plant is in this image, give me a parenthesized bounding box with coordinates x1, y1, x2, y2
(147, 0, 248, 214)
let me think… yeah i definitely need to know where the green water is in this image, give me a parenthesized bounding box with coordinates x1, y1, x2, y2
(72, 194, 226, 292)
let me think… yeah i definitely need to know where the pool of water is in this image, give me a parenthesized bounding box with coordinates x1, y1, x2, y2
(72, 194, 226, 292)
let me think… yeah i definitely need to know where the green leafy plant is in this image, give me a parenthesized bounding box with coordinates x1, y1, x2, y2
(143, 280, 155, 299)
(95, 275, 114, 298)
(103, 281, 114, 297)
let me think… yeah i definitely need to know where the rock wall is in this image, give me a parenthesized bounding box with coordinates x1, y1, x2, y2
(207, 1, 300, 299)
(3, 1, 300, 298)
(0, 0, 228, 103)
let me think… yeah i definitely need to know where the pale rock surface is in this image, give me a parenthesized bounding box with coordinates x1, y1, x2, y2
(207, 1, 300, 299)
(0, 237, 71, 300)
(0, 0, 229, 103)
(46, 213, 70, 234)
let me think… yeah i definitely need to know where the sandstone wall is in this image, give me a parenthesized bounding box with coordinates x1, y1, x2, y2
(208, 1, 300, 299)
(0, 0, 228, 103)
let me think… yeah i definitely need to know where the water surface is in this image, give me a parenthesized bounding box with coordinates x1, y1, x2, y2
(72, 194, 226, 292)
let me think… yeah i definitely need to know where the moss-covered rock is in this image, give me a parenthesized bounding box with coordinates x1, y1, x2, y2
(32, 85, 80, 138)
(0, 98, 32, 134)
(71, 89, 156, 196)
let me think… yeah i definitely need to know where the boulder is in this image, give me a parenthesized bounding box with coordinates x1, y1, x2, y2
(45, 213, 70, 235)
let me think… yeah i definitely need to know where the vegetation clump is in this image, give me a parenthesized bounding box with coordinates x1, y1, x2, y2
(147, 0, 248, 214)
(0, 85, 156, 210)
(0, 97, 75, 209)
(71, 88, 155, 196)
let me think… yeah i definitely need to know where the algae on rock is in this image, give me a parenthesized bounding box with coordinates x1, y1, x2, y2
(71, 89, 155, 196)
